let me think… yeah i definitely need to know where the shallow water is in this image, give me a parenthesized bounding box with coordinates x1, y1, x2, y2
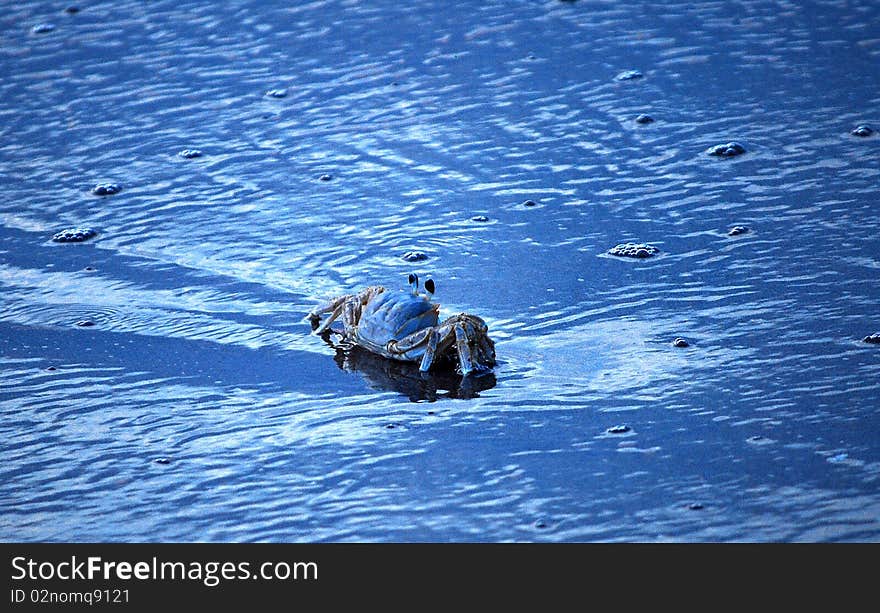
(1, 0, 879, 542)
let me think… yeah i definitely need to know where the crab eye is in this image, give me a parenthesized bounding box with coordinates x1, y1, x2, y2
(408, 273, 417, 286)
(424, 278, 435, 296)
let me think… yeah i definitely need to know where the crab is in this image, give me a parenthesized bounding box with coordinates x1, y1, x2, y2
(307, 274, 496, 375)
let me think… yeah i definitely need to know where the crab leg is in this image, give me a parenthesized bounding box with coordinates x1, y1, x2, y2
(476, 334, 496, 367)
(454, 323, 477, 375)
(308, 294, 351, 334)
(419, 323, 457, 372)
(308, 294, 349, 322)
(313, 306, 343, 335)
(386, 327, 432, 358)
(418, 329, 440, 372)
(342, 297, 364, 332)
(466, 318, 492, 363)
(461, 314, 495, 369)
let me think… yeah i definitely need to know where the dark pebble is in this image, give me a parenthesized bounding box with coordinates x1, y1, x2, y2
(402, 251, 428, 262)
(83, 266, 96, 272)
(52, 228, 97, 243)
(46, 366, 57, 371)
(672, 337, 689, 348)
(606, 425, 631, 434)
(471, 215, 489, 222)
(154, 457, 171, 465)
(178, 149, 202, 159)
(607, 242, 659, 258)
(687, 503, 705, 511)
(533, 520, 548, 529)
(851, 125, 873, 137)
(728, 225, 750, 236)
(385, 423, 397, 429)
(91, 182, 121, 196)
(265, 88, 287, 98)
(616, 69, 643, 81)
(635, 114, 654, 124)
(522, 199, 537, 207)
(64, 7, 80, 14)
(863, 333, 880, 344)
(318, 173, 333, 181)
(748, 435, 766, 442)
(707, 142, 746, 157)
(32, 23, 55, 34)
(75, 320, 95, 327)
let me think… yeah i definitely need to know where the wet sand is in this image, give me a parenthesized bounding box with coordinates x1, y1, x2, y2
(1, 0, 879, 542)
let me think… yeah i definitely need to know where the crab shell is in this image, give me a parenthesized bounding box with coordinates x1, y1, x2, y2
(352, 288, 440, 360)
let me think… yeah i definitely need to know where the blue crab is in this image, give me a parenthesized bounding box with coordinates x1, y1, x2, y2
(307, 274, 496, 375)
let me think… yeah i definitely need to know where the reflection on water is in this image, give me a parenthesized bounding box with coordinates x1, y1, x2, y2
(322, 330, 497, 402)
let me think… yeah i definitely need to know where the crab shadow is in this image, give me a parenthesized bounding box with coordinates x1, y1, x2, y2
(319, 331, 496, 402)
